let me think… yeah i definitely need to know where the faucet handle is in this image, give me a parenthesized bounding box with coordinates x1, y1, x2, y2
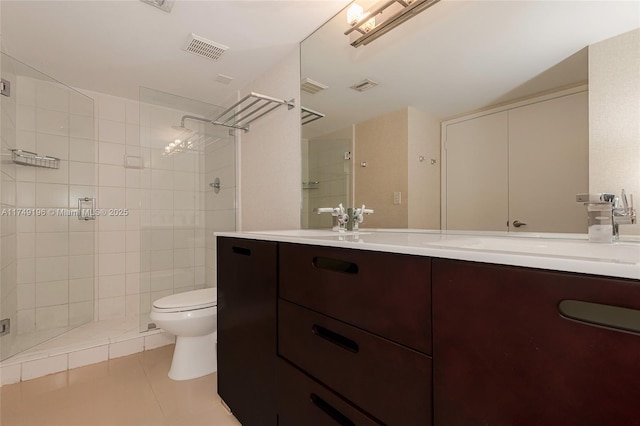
(620, 189, 630, 210)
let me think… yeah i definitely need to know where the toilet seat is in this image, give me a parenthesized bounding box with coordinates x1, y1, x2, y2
(152, 288, 216, 313)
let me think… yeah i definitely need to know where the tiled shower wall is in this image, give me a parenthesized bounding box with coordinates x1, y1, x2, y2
(82, 89, 214, 325)
(137, 98, 207, 330)
(79, 89, 144, 322)
(14, 77, 96, 338)
(85, 89, 235, 327)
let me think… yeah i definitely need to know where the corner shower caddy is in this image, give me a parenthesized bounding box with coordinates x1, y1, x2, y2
(11, 149, 60, 169)
(180, 92, 295, 133)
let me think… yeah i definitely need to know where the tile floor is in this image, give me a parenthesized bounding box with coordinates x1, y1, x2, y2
(0, 345, 242, 426)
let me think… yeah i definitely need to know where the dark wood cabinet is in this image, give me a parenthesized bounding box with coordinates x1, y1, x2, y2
(216, 235, 638, 426)
(280, 243, 432, 354)
(432, 258, 640, 426)
(278, 244, 433, 425)
(279, 299, 432, 425)
(216, 237, 278, 426)
(277, 358, 383, 426)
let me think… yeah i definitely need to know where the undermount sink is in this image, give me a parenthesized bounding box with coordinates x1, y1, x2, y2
(425, 236, 640, 264)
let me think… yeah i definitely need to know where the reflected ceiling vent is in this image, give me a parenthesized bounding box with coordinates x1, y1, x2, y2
(301, 77, 329, 94)
(350, 78, 379, 92)
(139, 0, 175, 13)
(184, 34, 229, 61)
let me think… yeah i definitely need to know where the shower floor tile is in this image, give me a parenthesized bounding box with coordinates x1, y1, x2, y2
(0, 345, 241, 426)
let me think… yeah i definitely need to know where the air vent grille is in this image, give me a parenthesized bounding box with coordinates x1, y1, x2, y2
(350, 78, 379, 92)
(301, 77, 328, 94)
(184, 34, 229, 61)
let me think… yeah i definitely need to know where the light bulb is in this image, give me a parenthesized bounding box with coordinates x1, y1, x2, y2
(164, 146, 171, 153)
(169, 142, 176, 148)
(347, 3, 363, 25)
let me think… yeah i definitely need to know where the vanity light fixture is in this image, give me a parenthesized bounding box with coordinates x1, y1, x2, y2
(345, 0, 441, 48)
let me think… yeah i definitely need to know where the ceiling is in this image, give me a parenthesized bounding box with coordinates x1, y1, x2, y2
(1, 0, 639, 126)
(301, 0, 640, 139)
(0, 0, 351, 106)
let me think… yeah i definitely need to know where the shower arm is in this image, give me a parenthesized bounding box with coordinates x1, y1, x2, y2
(180, 115, 216, 128)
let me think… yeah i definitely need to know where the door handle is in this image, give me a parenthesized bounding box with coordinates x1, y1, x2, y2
(512, 220, 527, 228)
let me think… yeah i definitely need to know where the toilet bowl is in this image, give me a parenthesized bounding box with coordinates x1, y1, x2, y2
(150, 288, 217, 381)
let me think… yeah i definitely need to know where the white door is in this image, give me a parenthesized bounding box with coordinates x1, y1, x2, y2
(508, 91, 589, 233)
(444, 111, 509, 231)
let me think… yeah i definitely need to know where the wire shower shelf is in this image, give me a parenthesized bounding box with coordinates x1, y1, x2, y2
(11, 149, 60, 169)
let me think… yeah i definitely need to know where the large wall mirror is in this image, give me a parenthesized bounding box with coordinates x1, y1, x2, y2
(300, 0, 639, 233)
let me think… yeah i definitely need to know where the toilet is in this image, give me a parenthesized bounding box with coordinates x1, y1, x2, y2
(150, 288, 217, 381)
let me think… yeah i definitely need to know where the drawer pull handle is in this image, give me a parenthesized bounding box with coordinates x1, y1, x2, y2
(310, 393, 355, 426)
(559, 300, 640, 334)
(312, 324, 359, 353)
(312, 257, 358, 274)
(231, 246, 251, 256)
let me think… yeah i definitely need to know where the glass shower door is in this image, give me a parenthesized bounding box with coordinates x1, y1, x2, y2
(0, 52, 96, 361)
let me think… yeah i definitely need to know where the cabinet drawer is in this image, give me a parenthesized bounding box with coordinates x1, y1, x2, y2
(279, 299, 432, 426)
(278, 358, 382, 426)
(279, 243, 431, 354)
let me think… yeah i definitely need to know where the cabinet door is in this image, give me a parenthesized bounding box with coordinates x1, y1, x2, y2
(444, 111, 509, 231)
(216, 237, 278, 426)
(432, 259, 640, 426)
(508, 91, 588, 233)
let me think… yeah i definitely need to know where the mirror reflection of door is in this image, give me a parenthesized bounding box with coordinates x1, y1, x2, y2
(443, 88, 588, 233)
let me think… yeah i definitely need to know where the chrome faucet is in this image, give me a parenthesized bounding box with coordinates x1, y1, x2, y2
(350, 204, 374, 232)
(315, 203, 350, 232)
(612, 189, 636, 240)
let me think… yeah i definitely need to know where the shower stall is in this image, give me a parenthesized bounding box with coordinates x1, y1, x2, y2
(0, 57, 236, 368)
(0, 52, 96, 361)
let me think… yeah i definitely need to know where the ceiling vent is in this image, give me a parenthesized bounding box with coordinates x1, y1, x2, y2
(215, 74, 234, 85)
(350, 78, 379, 92)
(184, 34, 229, 61)
(301, 77, 329, 94)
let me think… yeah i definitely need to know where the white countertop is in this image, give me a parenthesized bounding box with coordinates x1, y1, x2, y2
(215, 229, 640, 280)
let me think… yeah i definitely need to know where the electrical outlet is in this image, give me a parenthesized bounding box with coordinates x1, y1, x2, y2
(393, 192, 402, 205)
(344, 151, 351, 160)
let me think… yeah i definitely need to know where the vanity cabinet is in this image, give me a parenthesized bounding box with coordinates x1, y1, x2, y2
(278, 243, 433, 425)
(216, 237, 278, 426)
(432, 258, 640, 425)
(216, 234, 638, 425)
